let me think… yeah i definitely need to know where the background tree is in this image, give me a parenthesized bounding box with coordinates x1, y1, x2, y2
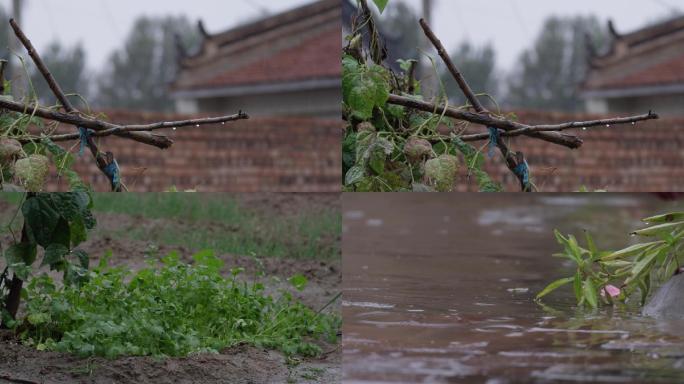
(29, 42, 89, 106)
(439, 42, 498, 107)
(379, 0, 420, 69)
(95, 16, 201, 112)
(505, 16, 609, 112)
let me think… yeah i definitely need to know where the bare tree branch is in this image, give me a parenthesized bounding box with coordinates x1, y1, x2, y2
(387, 94, 585, 149)
(458, 111, 659, 142)
(394, 19, 661, 191)
(419, 18, 533, 191)
(11, 18, 118, 189)
(5, 19, 250, 192)
(0, 98, 175, 149)
(32, 112, 250, 142)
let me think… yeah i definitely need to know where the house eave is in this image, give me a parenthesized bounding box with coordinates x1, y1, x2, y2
(171, 77, 341, 99)
(582, 83, 684, 99)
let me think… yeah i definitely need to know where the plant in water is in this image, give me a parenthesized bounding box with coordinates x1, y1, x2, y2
(18, 250, 339, 358)
(343, 0, 659, 192)
(536, 212, 684, 308)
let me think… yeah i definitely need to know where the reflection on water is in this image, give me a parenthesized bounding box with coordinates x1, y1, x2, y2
(343, 194, 684, 383)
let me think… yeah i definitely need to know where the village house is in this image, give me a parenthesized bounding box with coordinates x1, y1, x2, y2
(171, 0, 341, 119)
(583, 16, 684, 117)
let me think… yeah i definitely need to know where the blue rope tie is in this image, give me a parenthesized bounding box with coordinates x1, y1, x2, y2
(514, 160, 530, 187)
(104, 159, 121, 190)
(487, 127, 499, 158)
(78, 127, 94, 156)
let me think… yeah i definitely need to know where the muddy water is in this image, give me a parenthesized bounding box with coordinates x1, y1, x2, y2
(343, 194, 684, 383)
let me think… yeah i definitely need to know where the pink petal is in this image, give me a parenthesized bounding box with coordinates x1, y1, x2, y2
(600, 285, 621, 298)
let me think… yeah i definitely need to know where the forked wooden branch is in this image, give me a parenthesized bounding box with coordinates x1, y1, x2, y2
(7, 19, 249, 191)
(387, 95, 659, 144)
(388, 18, 660, 192)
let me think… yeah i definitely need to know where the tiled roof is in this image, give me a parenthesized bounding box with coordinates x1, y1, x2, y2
(584, 16, 684, 92)
(590, 53, 684, 90)
(172, 0, 341, 93)
(187, 27, 340, 90)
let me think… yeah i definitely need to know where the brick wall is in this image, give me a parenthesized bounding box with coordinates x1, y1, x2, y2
(46, 111, 342, 192)
(456, 111, 684, 192)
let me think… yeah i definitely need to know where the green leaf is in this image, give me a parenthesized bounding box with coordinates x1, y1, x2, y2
(632, 222, 684, 237)
(22, 194, 61, 247)
(584, 230, 597, 256)
(192, 250, 223, 272)
(345, 165, 365, 186)
(626, 247, 663, 283)
(536, 277, 574, 300)
(342, 56, 390, 120)
(5, 242, 37, 265)
(43, 243, 69, 269)
(601, 241, 665, 261)
(573, 271, 582, 301)
(642, 212, 684, 224)
(583, 278, 598, 308)
(9, 262, 31, 280)
(373, 0, 389, 13)
(71, 249, 89, 269)
(288, 274, 308, 291)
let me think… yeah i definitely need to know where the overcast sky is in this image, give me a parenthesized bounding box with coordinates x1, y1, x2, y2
(399, 0, 682, 70)
(0, 0, 312, 70)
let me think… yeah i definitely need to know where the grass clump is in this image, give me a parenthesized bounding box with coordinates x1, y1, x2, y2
(18, 250, 339, 359)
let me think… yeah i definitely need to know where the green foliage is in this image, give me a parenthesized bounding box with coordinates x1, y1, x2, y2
(536, 212, 684, 308)
(1, 193, 96, 327)
(19, 251, 339, 358)
(372, 0, 389, 13)
(88, 193, 341, 260)
(343, 11, 504, 192)
(19, 193, 95, 282)
(342, 55, 390, 120)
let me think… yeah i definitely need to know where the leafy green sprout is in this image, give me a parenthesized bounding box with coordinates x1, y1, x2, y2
(18, 250, 340, 359)
(536, 212, 684, 308)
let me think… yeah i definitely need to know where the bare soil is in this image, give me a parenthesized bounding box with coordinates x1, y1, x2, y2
(0, 194, 341, 384)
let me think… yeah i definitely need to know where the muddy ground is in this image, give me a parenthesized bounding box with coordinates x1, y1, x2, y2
(0, 194, 341, 384)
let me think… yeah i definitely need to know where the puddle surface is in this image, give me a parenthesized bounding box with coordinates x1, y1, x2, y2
(343, 194, 684, 383)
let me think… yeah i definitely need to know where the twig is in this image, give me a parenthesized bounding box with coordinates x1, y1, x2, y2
(28, 112, 250, 143)
(0, 98, 174, 149)
(458, 111, 659, 142)
(10, 18, 119, 190)
(419, 18, 534, 190)
(387, 94, 584, 149)
(0, 373, 40, 384)
(5, 19, 250, 192)
(419, 19, 483, 113)
(400, 19, 660, 191)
